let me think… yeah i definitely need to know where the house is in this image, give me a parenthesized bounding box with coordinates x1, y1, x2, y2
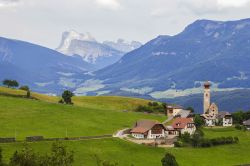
(165, 126, 179, 137)
(201, 114, 216, 126)
(166, 105, 192, 118)
(130, 120, 167, 139)
(172, 118, 196, 135)
(243, 119, 250, 130)
(166, 105, 183, 117)
(217, 111, 233, 127)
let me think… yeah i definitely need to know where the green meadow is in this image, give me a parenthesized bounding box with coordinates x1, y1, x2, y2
(1, 87, 250, 166)
(1, 128, 250, 166)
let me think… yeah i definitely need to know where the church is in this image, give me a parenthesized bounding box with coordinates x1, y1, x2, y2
(200, 81, 233, 127)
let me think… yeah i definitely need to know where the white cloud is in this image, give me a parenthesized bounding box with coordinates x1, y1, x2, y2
(96, 0, 120, 10)
(0, 0, 19, 7)
(217, 0, 250, 8)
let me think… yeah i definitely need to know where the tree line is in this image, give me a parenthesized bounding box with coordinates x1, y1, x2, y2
(174, 129, 239, 148)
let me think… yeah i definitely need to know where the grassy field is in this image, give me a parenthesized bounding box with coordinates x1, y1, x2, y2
(0, 87, 164, 140)
(1, 87, 250, 166)
(1, 128, 250, 166)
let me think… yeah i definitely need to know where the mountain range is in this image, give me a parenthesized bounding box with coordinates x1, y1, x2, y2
(0, 36, 92, 94)
(56, 30, 142, 70)
(1, 18, 250, 112)
(85, 18, 250, 96)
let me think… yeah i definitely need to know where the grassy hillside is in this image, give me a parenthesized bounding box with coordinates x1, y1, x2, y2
(1, 128, 250, 166)
(0, 87, 164, 140)
(1, 87, 250, 166)
(0, 86, 149, 109)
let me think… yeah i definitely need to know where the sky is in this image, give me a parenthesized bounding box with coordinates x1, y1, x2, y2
(0, 0, 250, 49)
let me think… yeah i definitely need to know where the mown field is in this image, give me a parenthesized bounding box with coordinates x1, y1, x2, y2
(0, 87, 164, 139)
(1, 87, 250, 166)
(1, 128, 250, 166)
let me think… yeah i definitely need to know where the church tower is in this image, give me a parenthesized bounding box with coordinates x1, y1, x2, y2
(203, 81, 211, 114)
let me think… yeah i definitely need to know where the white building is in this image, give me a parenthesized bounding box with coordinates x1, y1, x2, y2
(172, 118, 196, 135)
(130, 120, 167, 139)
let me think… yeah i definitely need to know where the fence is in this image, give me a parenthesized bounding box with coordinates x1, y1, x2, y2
(0, 134, 113, 144)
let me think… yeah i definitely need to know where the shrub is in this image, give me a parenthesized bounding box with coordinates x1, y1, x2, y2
(19, 86, 30, 91)
(234, 137, 239, 143)
(174, 141, 183, 147)
(200, 139, 212, 147)
(235, 124, 242, 130)
(180, 132, 191, 143)
(161, 153, 179, 166)
(58, 99, 64, 104)
(135, 102, 166, 113)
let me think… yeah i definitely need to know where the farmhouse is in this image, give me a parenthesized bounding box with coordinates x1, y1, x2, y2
(172, 118, 196, 135)
(166, 105, 192, 118)
(200, 81, 233, 127)
(243, 119, 250, 130)
(217, 111, 233, 126)
(130, 120, 167, 139)
(166, 105, 183, 116)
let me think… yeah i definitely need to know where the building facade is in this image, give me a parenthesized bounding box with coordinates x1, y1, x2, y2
(130, 120, 167, 139)
(201, 81, 232, 127)
(172, 118, 196, 135)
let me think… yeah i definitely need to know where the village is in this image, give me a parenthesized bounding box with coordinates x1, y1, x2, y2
(114, 81, 249, 147)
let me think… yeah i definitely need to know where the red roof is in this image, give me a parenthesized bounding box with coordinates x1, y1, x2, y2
(172, 118, 194, 129)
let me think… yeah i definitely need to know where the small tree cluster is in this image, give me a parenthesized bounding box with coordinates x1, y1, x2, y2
(161, 153, 179, 166)
(6, 142, 74, 166)
(2, 80, 19, 88)
(193, 115, 205, 128)
(135, 102, 166, 113)
(175, 130, 239, 148)
(232, 111, 250, 124)
(235, 124, 247, 131)
(0, 148, 6, 166)
(59, 90, 74, 105)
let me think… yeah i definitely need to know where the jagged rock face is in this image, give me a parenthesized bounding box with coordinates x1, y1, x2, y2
(56, 30, 142, 70)
(103, 39, 142, 53)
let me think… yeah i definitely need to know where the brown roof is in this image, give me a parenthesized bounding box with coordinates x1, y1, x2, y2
(243, 119, 250, 126)
(217, 111, 232, 119)
(204, 81, 211, 87)
(131, 119, 164, 134)
(172, 118, 194, 129)
(167, 105, 183, 109)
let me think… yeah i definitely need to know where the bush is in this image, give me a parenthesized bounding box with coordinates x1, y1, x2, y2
(19, 86, 30, 91)
(235, 124, 242, 130)
(174, 141, 183, 147)
(234, 137, 239, 143)
(58, 99, 64, 104)
(135, 102, 166, 113)
(180, 132, 191, 143)
(161, 153, 179, 166)
(8, 142, 74, 166)
(200, 139, 212, 147)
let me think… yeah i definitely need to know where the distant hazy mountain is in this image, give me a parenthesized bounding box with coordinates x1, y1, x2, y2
(103, 39, 142, 53)
(74, 18, 250, 107)
(56, 30, 142, 70)
(0, 36, 93, 94)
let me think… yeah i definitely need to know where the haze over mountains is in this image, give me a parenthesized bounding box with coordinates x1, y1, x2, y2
(56, 30, 142, 70)
(1, 18, 250, 111)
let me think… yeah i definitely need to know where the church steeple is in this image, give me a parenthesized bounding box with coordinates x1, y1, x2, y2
(203, 81, 211, 114)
